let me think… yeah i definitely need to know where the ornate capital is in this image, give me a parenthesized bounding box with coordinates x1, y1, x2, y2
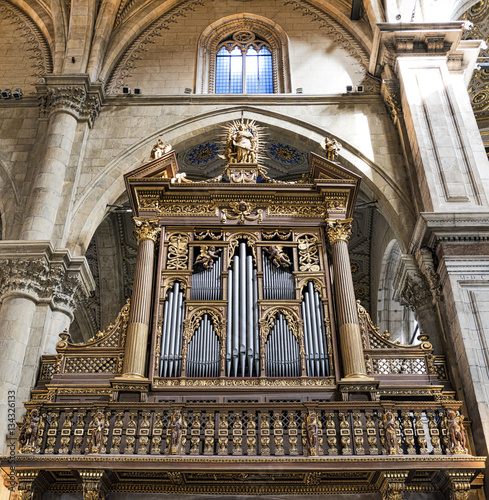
(37, 76, 103, 128)
(415, 248, 443, 303)
(325, 218, 352, 244)
(78, 469, 107, 500)
(134, 218, 160, 243)
(443, 470, 474, 500)
(17, 470, 42, 500)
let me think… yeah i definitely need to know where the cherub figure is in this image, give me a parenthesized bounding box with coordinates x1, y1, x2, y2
(194, 246, 222, 270)
(264, 245, 291, 268)
(306, 411, 318, 455)
(447, 410, 467, 454)
(383, 411, 399, 455)
(89, 411, 105, 454)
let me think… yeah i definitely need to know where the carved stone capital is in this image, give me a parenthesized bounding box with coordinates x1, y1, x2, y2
(325, 218, 352, 245)
(393, 254, 432, 311)
(415, 248, 443, 303)
(0, 242, 95, 315)
(78, 469, 107, 500)
(381, 78, 402, 123)
(443, 470, 474, 500)
(36, 75, 103, 128)
(134, 218, 161, 244)
(377, 470, 408, 500)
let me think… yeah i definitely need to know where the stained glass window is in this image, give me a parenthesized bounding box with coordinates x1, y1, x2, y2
(215, 32, 273, 94)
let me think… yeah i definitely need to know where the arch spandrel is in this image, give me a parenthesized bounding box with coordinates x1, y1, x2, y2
(66, 107, 415, 256)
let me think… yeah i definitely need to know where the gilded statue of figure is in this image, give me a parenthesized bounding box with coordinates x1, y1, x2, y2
(383, 411, 399, 455)
(322, 137, 342, 161)
(194, 246, 222, 269)
(19, 409, 40, 449)
(225, 120, 260, 164)
(150, 139, 172, 160)
(264, 245, 291, 268)
(306, 411, 318, 455)
(89, 411, 105, 453)
(170, 410, 183, 454)
(447, 410, 467, 454)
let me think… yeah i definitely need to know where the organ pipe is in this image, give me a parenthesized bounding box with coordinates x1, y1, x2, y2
(262, 249, 295, 300)
(160, 282, 185, 377)
(226, 241, 259, 377)
(265, 313, 300, 377)
(186, 315, 220, 378)
(301, 282, 330, 377)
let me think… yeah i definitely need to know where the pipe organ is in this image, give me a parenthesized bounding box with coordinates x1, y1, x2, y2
(157, 229, 332, 380)
(19, 125, 482, 498)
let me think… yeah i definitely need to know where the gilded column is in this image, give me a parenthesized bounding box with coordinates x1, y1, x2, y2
(326, 219, 369, 379)
(121, 218, 160, 379)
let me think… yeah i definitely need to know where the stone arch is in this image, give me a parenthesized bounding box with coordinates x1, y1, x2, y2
(101, 0, 376, 93)
(66, 106, 414, 256)
(0, 0, 53, 94)
(196, 13, 291, 94)
(376, 239, 416, 344)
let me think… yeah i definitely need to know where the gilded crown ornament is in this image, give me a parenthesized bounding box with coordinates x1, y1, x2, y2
(134, 217, 160, 243)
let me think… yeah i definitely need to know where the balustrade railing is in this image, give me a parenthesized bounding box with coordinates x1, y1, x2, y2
(18, 403, 468, 458)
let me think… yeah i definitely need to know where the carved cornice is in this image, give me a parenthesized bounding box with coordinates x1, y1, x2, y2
(325, 219, 352, 245)
(441, 470, 475, 500)
(377, 471, 409, 500)
(134, 217, 160, 243)
(36, 76, 103, 128)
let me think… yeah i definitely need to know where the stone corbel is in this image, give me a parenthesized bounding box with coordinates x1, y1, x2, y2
(78, 469, 109, 500)
(393, 254, 432, 311)
(36, 75, 104, 128)
(377, 470, 408, 500)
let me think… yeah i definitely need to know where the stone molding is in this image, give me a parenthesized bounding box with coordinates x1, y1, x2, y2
(0, 0, 53, 85)
(0, 242, 95, 318)
(36, 75, 104, 128)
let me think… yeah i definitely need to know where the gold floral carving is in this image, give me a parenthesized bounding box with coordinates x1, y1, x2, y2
(166, 233, 189, 270)
(156, 203, 217, 217)
(325, 218, 352, 244)
(268, 204, 326, 218)
(134, 217, 160, 243)
(262, 229, 291, 240)
(227, 233, 258, 264)
(297, 234, 320, 272)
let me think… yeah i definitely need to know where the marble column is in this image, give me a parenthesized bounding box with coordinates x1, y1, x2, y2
(326, 219, 369, 379)
(121, 218, 160, 379)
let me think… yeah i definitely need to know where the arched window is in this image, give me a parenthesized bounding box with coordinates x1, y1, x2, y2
(215, 31, 274, 94)
(197, 15, 291, 94)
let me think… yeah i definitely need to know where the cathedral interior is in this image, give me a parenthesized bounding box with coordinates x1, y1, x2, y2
(2, 0, 489, 498)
